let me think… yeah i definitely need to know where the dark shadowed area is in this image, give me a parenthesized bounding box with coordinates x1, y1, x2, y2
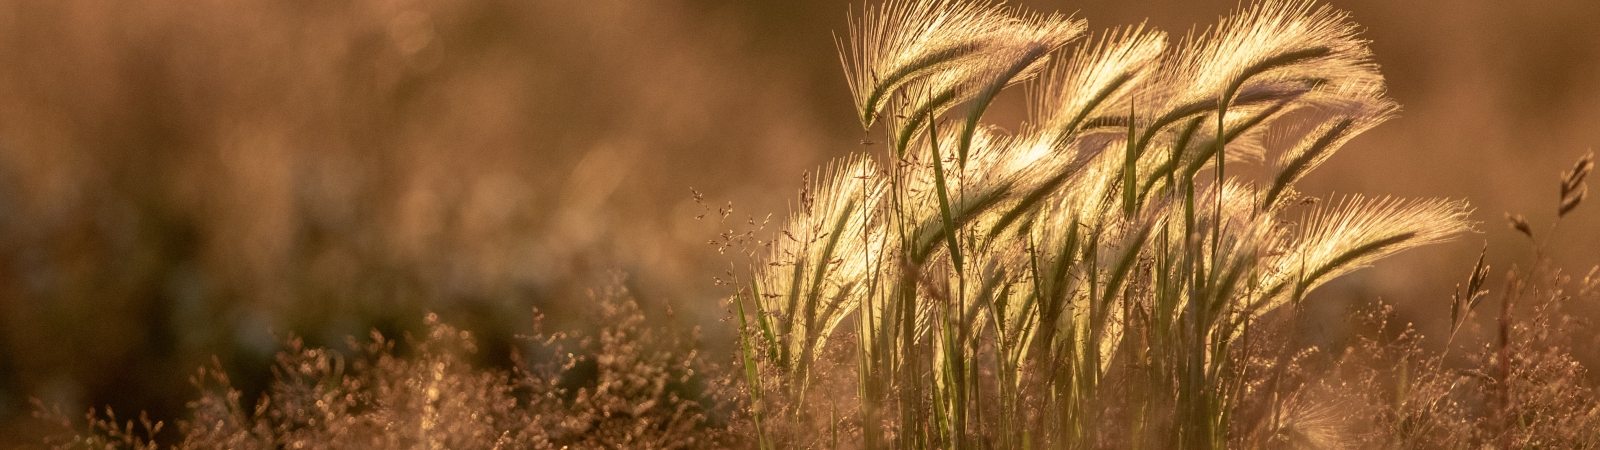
(1, 0, 1596, 443)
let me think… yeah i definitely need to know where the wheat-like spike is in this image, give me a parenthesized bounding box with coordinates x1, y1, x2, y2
(1101, 0, 1379, 161)
(883, 27, 1068, 155)
(754, 155, 887, 368)
(842, 0, 1020, 129)
(1262, 195, 1473, 308)
(1035, 25, 1168, 148)
(884, 14, 1081, 156)
(953, 12, 1085, 164)
(1171, 0, 1377, 106)
(1262, 95, 1398, 210)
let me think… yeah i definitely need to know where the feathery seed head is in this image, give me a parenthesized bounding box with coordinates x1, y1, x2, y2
(1035, 25, 1168, 147)
(1262, 93, 1398, 209)
(755, 155, 887, 364)
(1174, 0, 1377, 104)
(1270, 195, 1474, 306)
(843, 0, 1084, 129)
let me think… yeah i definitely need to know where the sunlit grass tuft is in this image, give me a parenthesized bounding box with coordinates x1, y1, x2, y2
(739, 0, 1476, 447)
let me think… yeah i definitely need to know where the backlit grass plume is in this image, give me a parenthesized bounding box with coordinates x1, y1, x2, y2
(738, 0, 1472, 448)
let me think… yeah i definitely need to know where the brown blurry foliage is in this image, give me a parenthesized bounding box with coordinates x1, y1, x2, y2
(35, 282, 744, 449)
(0, 0, 830, 440)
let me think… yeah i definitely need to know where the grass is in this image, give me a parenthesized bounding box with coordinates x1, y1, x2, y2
(34, 281, 747, 449)
(732, 0, 1581, 448)
(32, 1, 1600, 448)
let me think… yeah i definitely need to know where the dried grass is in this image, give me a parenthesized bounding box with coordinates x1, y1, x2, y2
(36, 282, 746, 449)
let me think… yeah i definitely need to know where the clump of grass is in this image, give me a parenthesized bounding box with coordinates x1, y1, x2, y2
(35, 282, 746, 449)
(1329, 270, 1600, 448)
(735, 0, 1474, 447)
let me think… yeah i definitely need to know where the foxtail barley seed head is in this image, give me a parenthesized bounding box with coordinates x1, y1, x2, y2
(842, 0, 1084, 130)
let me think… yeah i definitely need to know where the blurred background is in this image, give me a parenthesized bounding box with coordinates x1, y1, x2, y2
(1, 0, 1597, 442)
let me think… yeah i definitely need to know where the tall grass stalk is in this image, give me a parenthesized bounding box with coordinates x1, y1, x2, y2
(738, 0, 1472, 447)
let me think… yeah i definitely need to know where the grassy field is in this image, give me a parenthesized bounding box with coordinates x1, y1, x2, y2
(16, 0, 1600, 448)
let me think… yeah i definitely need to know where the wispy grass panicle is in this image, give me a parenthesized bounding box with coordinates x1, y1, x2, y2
(842, 0, 994, 129)
(842, 0, 1085, 131)
(1167, 0, 1378, 109)
(1261, 93, 1399, 209)
(1034, 26, 1168, 147)
(1273, 195, 1474, 304)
